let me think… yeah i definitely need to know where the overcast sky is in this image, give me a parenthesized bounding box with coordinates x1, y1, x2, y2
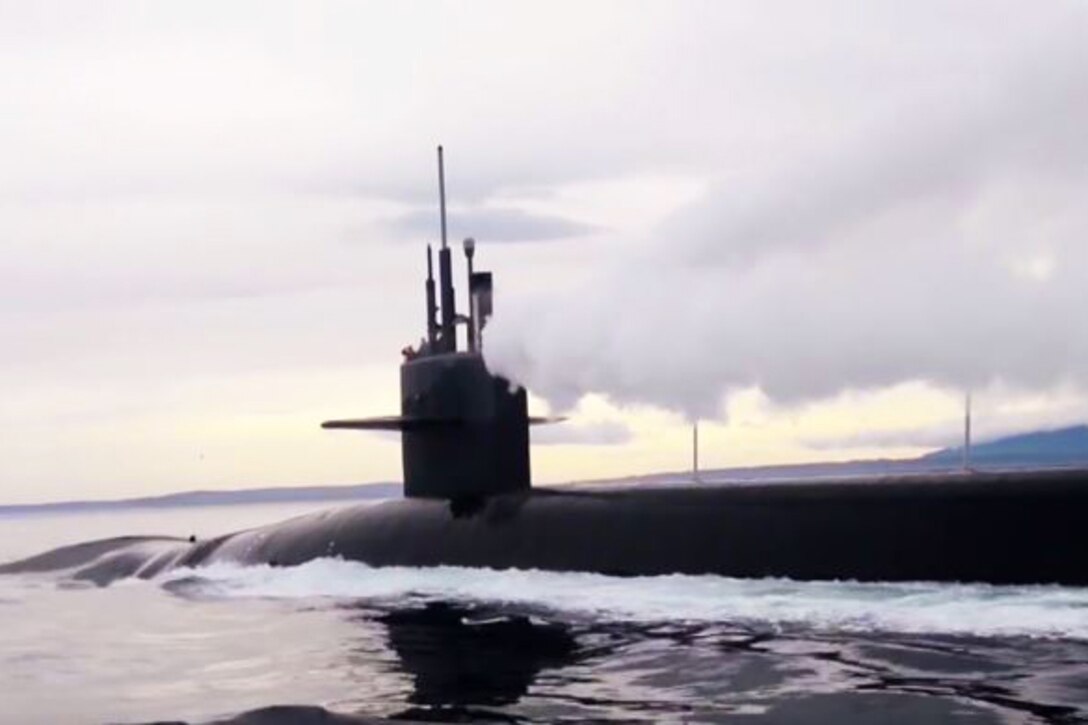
(2, 1, 1086, 504)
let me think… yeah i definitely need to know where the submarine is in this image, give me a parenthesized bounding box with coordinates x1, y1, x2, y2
(5, 147, 1088, 588)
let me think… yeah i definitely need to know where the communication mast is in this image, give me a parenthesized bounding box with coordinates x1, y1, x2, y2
(693, 420, 701, 483)
(963, 392, 973, 472)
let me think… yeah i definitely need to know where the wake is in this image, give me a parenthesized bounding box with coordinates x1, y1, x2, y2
(158, 557, 1088, 640)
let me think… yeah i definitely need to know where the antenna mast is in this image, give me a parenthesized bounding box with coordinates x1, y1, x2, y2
(436, 145, 456, 352)
(693, 420, 701, 483)
(424, 245, 437, 347)
(963, 392, 973, 472)
(438, 146, 448, 250)
(463, 237, 476, 352)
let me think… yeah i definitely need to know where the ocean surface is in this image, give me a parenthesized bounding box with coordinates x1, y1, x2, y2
(2, 501, 1088, 724)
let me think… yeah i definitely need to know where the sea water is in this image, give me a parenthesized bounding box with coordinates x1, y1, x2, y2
(2, 502, 1087, 724)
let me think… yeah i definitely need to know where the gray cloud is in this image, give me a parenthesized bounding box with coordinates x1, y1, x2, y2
(387, 206, 599, 244)
(531, 421, 633, 446)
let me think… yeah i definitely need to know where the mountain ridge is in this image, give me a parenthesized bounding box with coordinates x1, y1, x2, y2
(923, 424, 1088, 465)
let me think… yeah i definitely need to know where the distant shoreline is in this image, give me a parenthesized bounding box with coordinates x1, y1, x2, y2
(0, 482, 401, 516)
(4, 424, 1086, 514)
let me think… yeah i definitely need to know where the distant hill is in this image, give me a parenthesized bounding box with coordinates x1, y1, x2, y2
(581, 424, 1088, 489)
(922, 425, 1088, 466)
(0, 482, 400, 516)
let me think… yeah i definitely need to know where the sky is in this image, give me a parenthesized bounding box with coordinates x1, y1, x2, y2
(2, 1, 1086, 504)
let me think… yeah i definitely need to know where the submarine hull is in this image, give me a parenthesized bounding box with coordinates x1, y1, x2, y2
(6, 468, 1088, 587)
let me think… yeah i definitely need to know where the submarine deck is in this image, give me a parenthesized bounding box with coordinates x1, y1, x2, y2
(5, 467, 1087, 587)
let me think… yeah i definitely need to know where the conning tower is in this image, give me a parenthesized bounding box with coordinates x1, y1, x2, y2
(322, 147, 534, 499)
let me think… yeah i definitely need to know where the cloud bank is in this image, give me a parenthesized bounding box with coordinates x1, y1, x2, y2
(486, 20, 1088, 418)
(532, 420, 633, 446)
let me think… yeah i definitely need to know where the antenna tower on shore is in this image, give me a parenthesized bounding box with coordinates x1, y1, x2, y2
(693, 420, 701, 483)
(963, 392, 973, 472)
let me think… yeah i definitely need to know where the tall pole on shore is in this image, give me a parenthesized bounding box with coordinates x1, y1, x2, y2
(693, 420, 701, 483)
(963, 392, 973, 472)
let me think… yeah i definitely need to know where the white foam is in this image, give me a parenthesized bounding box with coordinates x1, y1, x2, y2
(159, 558, 1088, 640)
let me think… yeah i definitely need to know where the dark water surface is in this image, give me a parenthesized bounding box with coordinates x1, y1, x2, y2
(2, 505, 1087, 724)
(182, 597, 1088, 725)
(213, 600, 1088, 725)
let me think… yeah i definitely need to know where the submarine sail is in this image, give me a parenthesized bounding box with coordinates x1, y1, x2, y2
(322, 146, 534, 500)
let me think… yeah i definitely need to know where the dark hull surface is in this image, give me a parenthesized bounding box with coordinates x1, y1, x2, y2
(5, 469, 1088, 587)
